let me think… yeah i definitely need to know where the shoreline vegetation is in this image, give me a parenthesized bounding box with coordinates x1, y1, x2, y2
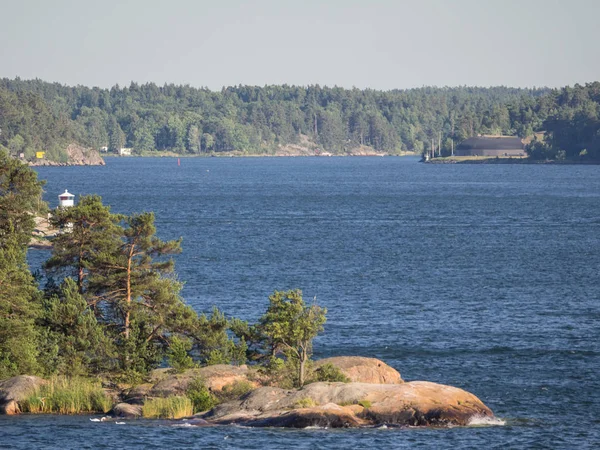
(1, 78, 599, 165)
(1, 151, 497, 428)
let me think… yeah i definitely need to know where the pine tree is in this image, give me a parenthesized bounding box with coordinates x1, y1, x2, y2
(91, 212, 196, 372)
(45, 195, 122, 295)
(0, 149, 45, 377)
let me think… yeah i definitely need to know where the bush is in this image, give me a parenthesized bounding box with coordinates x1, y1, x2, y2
(293, 397, 318, 408)
(310, 363, 349, 383)
(215, 380, 255, 403)
(142, 396, 193, 419)
(259, 357, 298, 389)
(358, 399, 372, 409)
(186, 378, 216, 413)
(20, 377, 112, 414)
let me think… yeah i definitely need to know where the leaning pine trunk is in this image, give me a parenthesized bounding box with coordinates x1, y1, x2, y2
(124, 244, 134, 340)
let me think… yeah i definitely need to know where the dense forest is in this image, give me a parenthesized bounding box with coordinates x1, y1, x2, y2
(0, 77, 599, 160)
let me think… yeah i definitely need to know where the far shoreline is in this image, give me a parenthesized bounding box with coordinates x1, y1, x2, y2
(424, 156, 600, 165)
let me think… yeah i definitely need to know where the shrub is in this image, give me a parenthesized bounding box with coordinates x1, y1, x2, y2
(186, 378, 216, 413)
(215, 380, 255, 403)
(293, 397, 318, 408)
(259, 357, 298, 389)
(142, 396, 193, 419)
(20, 377, 112, 414)
(311, 363, 350, 383)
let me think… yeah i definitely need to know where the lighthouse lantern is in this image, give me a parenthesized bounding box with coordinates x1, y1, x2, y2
(58, 189, 75, 208)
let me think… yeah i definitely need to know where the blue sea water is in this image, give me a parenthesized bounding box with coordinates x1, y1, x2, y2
(6, 156, 600, 449)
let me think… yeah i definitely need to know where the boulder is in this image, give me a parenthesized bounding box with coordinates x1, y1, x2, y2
(0, 375, 47, 415)
(202, 381, 493, 428)
(112, 402, 143, 418)
(149, 365, 257, 398)
(243, 403, 366, 428)
(315, 356, 403, 384)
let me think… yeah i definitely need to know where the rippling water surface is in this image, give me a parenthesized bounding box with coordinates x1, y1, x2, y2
(11, 157, 600, 449)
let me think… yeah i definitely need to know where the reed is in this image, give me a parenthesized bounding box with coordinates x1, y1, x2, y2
(142, 396, 193, 419)
(20, 377, 112, 414)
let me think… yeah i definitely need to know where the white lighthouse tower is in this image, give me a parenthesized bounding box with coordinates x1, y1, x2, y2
(58, 190, 75, 208)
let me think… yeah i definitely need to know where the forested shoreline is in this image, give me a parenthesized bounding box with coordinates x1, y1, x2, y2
(1, 78, 599, 161)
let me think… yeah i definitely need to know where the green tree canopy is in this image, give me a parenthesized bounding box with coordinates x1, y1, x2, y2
(258, 290, 326, 387)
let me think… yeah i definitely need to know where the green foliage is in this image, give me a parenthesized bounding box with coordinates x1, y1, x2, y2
(0, 86, 75, 160)
(186, 378, 216, 413)
(45, 194, 122, 293)
(38, 278, 116, 376)
(5, 77, 600, 160)
(142, 396, 193, 419)
(167, 336, 196, 372)
(0, 150, 45, 378)
(42, 195, 244, 378)
(358, 399, 372, 409)
(0, 77, 557, 158)
(0, 149, 45, 248)
(259, 290, 326, 387)
(194, 307, 247, 366)
(20, 376, 112, 414)
(293, 397, 319, 408)
(257, 356, 293, 389)
(215, 380, 255, 402)
(310, 363, 350, 383)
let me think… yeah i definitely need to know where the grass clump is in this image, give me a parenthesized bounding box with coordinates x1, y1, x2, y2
(293, 397, 319, 408)
(142, 396, 193, 419)
(358, 399, 372, 409)
(20, 377, 112, 414)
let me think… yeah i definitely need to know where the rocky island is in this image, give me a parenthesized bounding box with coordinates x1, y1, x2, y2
(0, 357, 496, 428)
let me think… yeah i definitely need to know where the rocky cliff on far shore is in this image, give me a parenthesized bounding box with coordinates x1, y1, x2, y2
(29, 143, 105, 166)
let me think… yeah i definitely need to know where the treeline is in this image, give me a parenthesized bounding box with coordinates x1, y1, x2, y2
(525, 82, 600, 160)
(0, 77, 547, 157)
(1, 77, 599, 160)
(0, 151, 329, 387)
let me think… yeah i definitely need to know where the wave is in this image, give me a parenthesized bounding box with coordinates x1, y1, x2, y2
(467, 415, 506, 427)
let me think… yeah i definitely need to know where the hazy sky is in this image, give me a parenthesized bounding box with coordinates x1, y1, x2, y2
(1, 0, 598, 90)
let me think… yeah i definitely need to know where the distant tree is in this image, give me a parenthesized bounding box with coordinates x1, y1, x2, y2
(108, 117, 125, 152)
(186, 125, 201, 154)
(201, 133, 214, 152)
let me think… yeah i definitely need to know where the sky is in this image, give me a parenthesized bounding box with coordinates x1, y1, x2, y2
(1, 0, 599, 91)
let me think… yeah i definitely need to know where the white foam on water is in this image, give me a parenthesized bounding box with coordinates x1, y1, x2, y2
(467, 415, 506, 427)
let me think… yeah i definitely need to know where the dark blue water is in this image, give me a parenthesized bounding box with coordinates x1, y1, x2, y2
(8, 157, 600, 448)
